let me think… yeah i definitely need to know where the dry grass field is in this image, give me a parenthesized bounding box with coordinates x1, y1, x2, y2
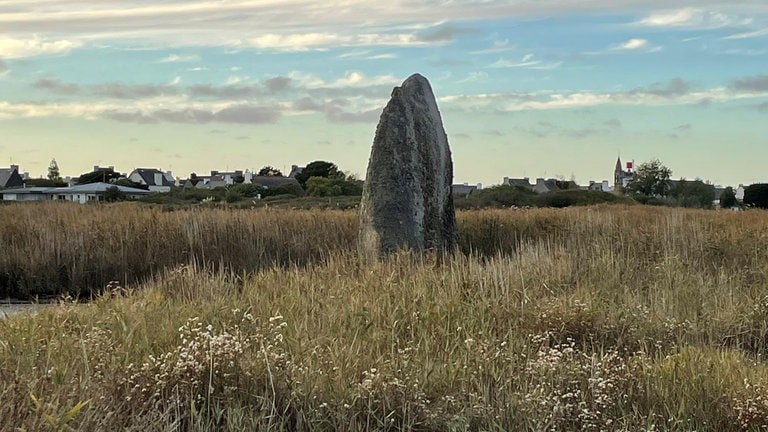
(2, 203, 768, 430)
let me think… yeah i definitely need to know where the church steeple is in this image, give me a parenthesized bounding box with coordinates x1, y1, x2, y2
(614, 156, 624, 193)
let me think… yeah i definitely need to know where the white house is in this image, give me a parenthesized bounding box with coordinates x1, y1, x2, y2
(1, 183, 152, 203)
(128, 168, 174, 192)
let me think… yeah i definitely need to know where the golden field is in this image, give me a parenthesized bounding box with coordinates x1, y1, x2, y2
(2, 203, 768, 430)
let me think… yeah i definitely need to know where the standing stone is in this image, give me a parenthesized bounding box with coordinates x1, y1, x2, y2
(359, 73, 457, 260)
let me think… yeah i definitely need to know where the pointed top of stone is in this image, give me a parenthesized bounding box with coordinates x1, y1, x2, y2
(390, 73, 439, 115)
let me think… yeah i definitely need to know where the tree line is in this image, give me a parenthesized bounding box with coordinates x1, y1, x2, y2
(623, 159, 763, 209)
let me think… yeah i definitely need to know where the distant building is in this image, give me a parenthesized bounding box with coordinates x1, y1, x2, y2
(129, 168, 174, 192)
(587, 180, 611, 192)
(614, 157, 634, 193)
(288, 165, 305, 178)
(452, 183, 482, 197)
(736, 185, 746, 201)
(502, 177, 533, 189)
(1, 182, 152, 203)
(0, 165, 24, 188)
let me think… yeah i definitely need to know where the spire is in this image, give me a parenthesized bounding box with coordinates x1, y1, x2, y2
(615, 156, 622, 172)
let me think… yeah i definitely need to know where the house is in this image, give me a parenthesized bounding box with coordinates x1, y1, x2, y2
(128, 168, 174, 192)
(736, 185, 746, 201)
(1, 183, 152, 203)
(251, 176, 301, 190)
(502, 177, 533, 190)
(288, 165, 304, 178)
(532, 178, 578, 194)
(587, 180, 611, 192)
(1, 187, 53, 201)
(452, 183, 482, 197)
(0, 165, 24, 188)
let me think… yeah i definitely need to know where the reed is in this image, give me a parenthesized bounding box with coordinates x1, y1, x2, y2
(2, 204, 768, 430)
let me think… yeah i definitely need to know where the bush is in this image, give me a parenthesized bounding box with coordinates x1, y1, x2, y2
(744, 184, 768, 209)
(456, 185, 537, 209)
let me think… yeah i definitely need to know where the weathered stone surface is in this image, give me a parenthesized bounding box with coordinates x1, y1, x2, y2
(359, 73, 457, 260)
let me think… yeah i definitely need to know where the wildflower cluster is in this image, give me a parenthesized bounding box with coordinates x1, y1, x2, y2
(521, 332, 633, 431)
(122, 311, 253, 408)
(731, 378, 768, 430)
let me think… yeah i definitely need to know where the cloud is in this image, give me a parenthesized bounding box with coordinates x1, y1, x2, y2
(630, 78, 691, 97)
(471, 39, 515, 55)
(92, 83, 177, 99)
(248, 33, 345, 51)
(440, 77, 768, 112)
(0, 58, 7, 76)
(159, 54, 200, 63)
(290, 96, 381, 123)
(638, 8, 700, 26)
(757, 102, 768, 112)
(33, 78, 81, 95)
(0, 36, 81, 59)
(637, 8, 752, 28)
(103, 105, 280, 125)
(264, 76, 292, 93)
(488, 54, 561, 70)
(417, 24, 477, 42)
(724, 28, 768, 39)
(730, 75, 768, 92)
(604, 119, 622, 129)
(614, 38, 647, 50)
(33, 76, 296, 100)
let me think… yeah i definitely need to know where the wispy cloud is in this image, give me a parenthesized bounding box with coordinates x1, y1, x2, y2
(724, 28, 768, 39)
(416, 24, 477, 42)
(488, 53, 561, 70)
(0, 36, 80, 59)
(637, 7, 753, 29)
(441, 76, 768, 112)
(14, 70, 399, 124)
(611, 38, 661, 52)
(159, 54, 200, 63)
(471, 39, 514, 55)
(730, 75, 768, 92)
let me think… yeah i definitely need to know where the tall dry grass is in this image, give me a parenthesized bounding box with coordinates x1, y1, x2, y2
(2, 204, 768, 430)
(3, 202, 767, 299)
(0, 203, 356, 298)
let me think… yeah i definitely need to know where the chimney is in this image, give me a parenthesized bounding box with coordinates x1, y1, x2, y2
(10, 164, 18, 172)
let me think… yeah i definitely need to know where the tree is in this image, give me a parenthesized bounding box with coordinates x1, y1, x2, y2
(25, 178, 66, 187)
(77, 169, 122, 184)
(720, 187, 737, 208)
(625, 159, 672, 197)
(668, 179, 716, 209)
(295, 161, 340, 188)
(47, 158, 62, 182)
(306, 177, 343, 197)
(744, 184, 768, 209)
(257, 166, 283, 177)
(104, 186, 124, 202)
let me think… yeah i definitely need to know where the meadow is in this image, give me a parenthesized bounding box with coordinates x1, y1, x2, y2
(2, 203, 768, 430)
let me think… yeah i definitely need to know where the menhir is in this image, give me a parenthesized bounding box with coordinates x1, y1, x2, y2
(359, 73, 457, 260)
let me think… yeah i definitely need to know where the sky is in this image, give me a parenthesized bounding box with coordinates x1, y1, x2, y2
(1, 0, 767, 187)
